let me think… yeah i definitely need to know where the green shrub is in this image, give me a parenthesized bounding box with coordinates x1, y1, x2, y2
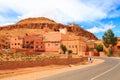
(49, 56, 59, 59)
(25, 56, 32, 61)
(68, 50, 72, 55)
(96, 44, 103, 52)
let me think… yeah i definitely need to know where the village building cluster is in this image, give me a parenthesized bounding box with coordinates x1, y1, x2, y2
(0, 27, 120, 56)
(9, 28, 89, 55)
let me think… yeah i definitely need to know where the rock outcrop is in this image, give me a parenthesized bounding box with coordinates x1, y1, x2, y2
(0, 17, 98, 40)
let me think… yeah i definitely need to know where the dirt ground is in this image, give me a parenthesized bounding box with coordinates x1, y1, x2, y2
(0, 58, 104, 80)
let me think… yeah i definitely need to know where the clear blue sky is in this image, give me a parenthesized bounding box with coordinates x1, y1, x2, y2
(0, 0, 120, 39)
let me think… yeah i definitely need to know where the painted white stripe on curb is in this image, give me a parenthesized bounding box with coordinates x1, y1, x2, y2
(90, 62, 120, 80)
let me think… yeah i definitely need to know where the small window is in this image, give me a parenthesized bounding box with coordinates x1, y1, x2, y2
(72, 45, 74, 48)
(48, 44, 50, 46)
(36, 46, 38, 48)
(69, 45, 71, 48)
(38, 46, 41, 48)
(117, 46, 120, 49)
(6, 42, 8, 44)
(31, 46, 33, 48)
(15, 43, 17, 45)
(26, 41, 29, 43)
(75, 45, 77, 48)
(31, 41, 33, 44)
(55, 43, 59, 46)
(18, 43, 20, 45)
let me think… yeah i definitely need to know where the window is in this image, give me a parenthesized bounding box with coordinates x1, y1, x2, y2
(31, 46, 33, 48)
(26, 41, 29, 43)
(69, 45, 71, 48)
(31, 41, 33, 44)
(48, 44, 50, 46)
(117, 46, 120, 49)
(72, 45, 74, 48)
(15, 43, 17, 45)
(38, 46, 41, 48)
(55, 43, 59, 46)
(18, 43, 20, 45)
(75, 45, 77, 48)
(6, 42, 8, 44)
(36, 46, 38, 48)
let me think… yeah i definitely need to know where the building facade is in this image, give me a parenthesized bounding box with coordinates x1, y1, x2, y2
(10, 37, 23, 49)
(62, 37, 87, 55)
(23, 35, 45, 52)
(95, 38, 120, 52)
(113, 38, 120, 52)
(43, 32, 62, 52)
(34, 37, 45, 52)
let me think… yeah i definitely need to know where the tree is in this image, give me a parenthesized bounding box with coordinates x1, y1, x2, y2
(96, 44, 103, 52)
(60, 44, 67, 54)
(102, 29, 117, 56)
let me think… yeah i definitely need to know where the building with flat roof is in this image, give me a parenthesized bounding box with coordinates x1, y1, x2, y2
(23, 35, 45, 52)
(10, 36, 23, 49)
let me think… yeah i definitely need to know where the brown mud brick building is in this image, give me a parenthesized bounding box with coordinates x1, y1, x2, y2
(23, 34, 45, 52)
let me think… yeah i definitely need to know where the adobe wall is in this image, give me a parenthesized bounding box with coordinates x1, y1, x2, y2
(0, 57, 87, 70)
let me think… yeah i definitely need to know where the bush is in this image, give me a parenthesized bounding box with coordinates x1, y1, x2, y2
(68, 50, 72, 55)
(49, 56, 59, 59)
(36, 56, 42, 61)
(96, 44, 103, 52)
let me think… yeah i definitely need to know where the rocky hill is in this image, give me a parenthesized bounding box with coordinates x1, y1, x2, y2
(0, 17, 98, 40)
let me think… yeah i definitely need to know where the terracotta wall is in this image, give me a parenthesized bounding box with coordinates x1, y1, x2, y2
(10, 37, 23, 49)
(45, 42, 60, 52)
(23, 35, 45, 52)
(34, 38, 45, 52)
(62, 40, 87, 55)
(62, 40, 80, 53)
(0, 57, 87, 70)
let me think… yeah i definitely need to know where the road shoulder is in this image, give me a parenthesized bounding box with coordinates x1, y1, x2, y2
(0, 58, 104, 80)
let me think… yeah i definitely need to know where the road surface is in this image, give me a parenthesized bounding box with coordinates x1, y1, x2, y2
(39, 57, 120, 80)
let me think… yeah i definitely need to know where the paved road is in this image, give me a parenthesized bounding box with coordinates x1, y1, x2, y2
(38, 57, 120, 80)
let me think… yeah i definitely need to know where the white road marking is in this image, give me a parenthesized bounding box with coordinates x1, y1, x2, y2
(90, 62, 120, 80)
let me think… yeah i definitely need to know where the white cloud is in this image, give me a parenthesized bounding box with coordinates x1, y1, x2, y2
(86, 22, 116, 33)
(0, 0, 120, 25)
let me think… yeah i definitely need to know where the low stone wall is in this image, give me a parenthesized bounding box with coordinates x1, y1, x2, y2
(0, 57, 87, 70)
(99, 52, 107, 57)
